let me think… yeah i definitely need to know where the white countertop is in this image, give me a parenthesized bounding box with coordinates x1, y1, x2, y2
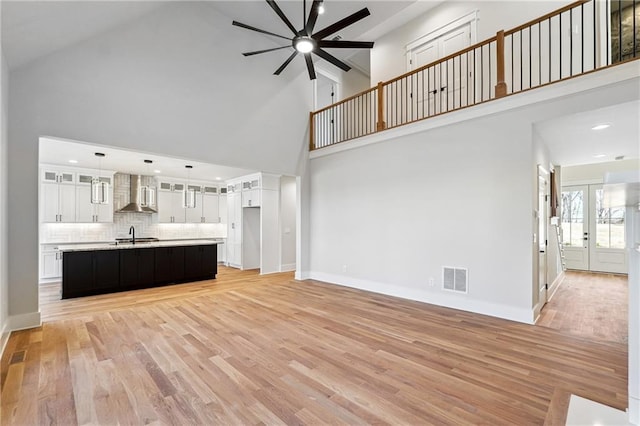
(42, 237, 225, 246)
(58, 239, 222, 252)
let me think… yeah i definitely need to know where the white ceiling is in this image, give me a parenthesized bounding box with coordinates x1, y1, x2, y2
(534, 100, 640, 167)
(1, 1, 165, 70)
(39, 137, 255, 182)
(1, 1, 442, 72)
(5, 1, 638, 170)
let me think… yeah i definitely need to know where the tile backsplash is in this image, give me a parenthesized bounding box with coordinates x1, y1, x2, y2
(41, 213, 226, 243)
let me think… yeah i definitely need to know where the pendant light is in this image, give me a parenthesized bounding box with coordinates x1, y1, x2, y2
(91, 152, 109, 204)
(183, 165, 196, 209)
(140, 159, 157, 208)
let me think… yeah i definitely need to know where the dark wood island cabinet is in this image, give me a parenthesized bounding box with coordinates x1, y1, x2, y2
(61, 242, 218, 299)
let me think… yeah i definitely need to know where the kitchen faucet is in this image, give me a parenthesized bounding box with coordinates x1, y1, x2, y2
(129, 226, 136, 244)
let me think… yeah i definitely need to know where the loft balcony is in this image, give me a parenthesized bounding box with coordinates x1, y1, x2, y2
(309, 0, 639, 151)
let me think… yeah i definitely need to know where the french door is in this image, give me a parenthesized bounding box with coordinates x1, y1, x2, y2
(561, 184, 627, 273)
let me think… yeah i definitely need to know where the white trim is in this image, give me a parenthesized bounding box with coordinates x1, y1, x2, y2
(405, 10, 478, 71)
(547, 270, 565, 301)
(630, 395, 639, 425)
(280, 263, 296, 272)
(307, 272, 534, 324)
(313, 65, 342, 111)
(406, 10, 479, 52)
(563, 178, 603, 186)
(7, 311, 41, 332)
(0, 323, 10, 360)
(295, 271, 311, 280)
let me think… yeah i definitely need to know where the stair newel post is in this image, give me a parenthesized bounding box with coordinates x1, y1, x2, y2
(495, 30, 508, 98)
(309, 111, 315, 151)
(376, 81, 386, 131)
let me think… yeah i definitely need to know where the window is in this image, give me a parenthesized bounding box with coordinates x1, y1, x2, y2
(561, 190, 584, 246)
(594, 189, 625, 249)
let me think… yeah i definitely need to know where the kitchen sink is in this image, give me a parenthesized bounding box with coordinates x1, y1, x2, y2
(114, 237, 159, 245)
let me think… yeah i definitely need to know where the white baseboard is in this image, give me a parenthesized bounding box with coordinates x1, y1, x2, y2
(7, 311, 41, 332)
(280, 263, 296, 272)
(0, 323, 10, 360)
(307, 272, 534, 324)
(629, 396, 639, 425)
(547, 271, 565, 301)
(295, 271, 311, 280)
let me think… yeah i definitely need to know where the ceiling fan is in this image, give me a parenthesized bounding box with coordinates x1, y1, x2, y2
(232, 0, 374, 80)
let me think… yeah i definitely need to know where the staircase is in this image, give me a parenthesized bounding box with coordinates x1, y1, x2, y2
(551, 217, 567, 272)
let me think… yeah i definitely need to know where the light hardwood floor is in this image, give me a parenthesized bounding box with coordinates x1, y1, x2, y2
(1, 267, 627, 425)
(538, 271, 628, 344)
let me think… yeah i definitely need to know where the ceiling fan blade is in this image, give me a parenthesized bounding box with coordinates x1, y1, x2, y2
(314, 49, 350, 72)
(312, 8, 370, 41)
(274, 51, 298, 75)
(304, 0, 322, 35)
(317, 40, 374, 49)
(266, 0, 299, 36)
(304, 53, 317, 80)
(232, 21, 292, 41)
(243, 46, 292, 57)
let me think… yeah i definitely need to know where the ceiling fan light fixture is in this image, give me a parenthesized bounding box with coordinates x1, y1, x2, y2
(294, 37, 315, 53)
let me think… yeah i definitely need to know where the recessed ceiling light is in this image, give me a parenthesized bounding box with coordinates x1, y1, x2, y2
(592, 154, 606, 158)
(154, 170, 161, 174)
(591, 124, 610, 130)
(68, 159, 78, 164)
(215, 177, 222, 181)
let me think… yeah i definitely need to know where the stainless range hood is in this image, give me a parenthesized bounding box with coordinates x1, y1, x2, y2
(116, 175, 157, 213)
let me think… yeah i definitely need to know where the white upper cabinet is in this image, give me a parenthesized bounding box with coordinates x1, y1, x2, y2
(202, 191, 220, 223)
(76, 174, 113, 223)
(241, 174, 261, 207)
(157, 180, 186, 223)
(40, 169, 76, 223)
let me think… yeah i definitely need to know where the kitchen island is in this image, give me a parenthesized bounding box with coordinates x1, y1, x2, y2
(59, 240, 220, 299)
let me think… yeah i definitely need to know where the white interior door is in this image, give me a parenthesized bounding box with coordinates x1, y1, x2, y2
(538, 169, 549, 305)
(409, 23, 471, 116)
(441, 25, 470, 111)
(561, 185, 589, 270)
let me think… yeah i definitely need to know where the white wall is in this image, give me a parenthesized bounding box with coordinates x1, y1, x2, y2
(309, 110, 535, 323)
(341, 68, 371, 99)
(7, 2, 312, 327)
(563, 159, 640, 184)
(371, 1, 568, 84)
(280, 176, 297, 271)
(1, 49, 10, 350)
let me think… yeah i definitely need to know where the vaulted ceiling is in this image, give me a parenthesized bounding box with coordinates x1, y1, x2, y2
(1, 1, 440, 71)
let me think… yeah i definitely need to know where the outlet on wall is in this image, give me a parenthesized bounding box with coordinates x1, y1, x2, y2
(428, 277, 435, 287)
(342, 264, 348, 273)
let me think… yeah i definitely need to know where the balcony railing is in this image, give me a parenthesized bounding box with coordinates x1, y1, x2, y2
(310, 0, 639, 151)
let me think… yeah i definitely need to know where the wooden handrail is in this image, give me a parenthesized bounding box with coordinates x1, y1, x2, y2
(311, 86, 377, 115)
(504, 0, 589, 36)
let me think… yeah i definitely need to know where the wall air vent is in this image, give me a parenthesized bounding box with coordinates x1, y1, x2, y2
(443, 266, 468, 294)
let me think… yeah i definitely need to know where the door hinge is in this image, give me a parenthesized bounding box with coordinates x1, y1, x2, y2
(545, 239, 548, 246)
(545, 283, 549, 289)
(545, 195, 549, 202)
(409, 59, 412, 65)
